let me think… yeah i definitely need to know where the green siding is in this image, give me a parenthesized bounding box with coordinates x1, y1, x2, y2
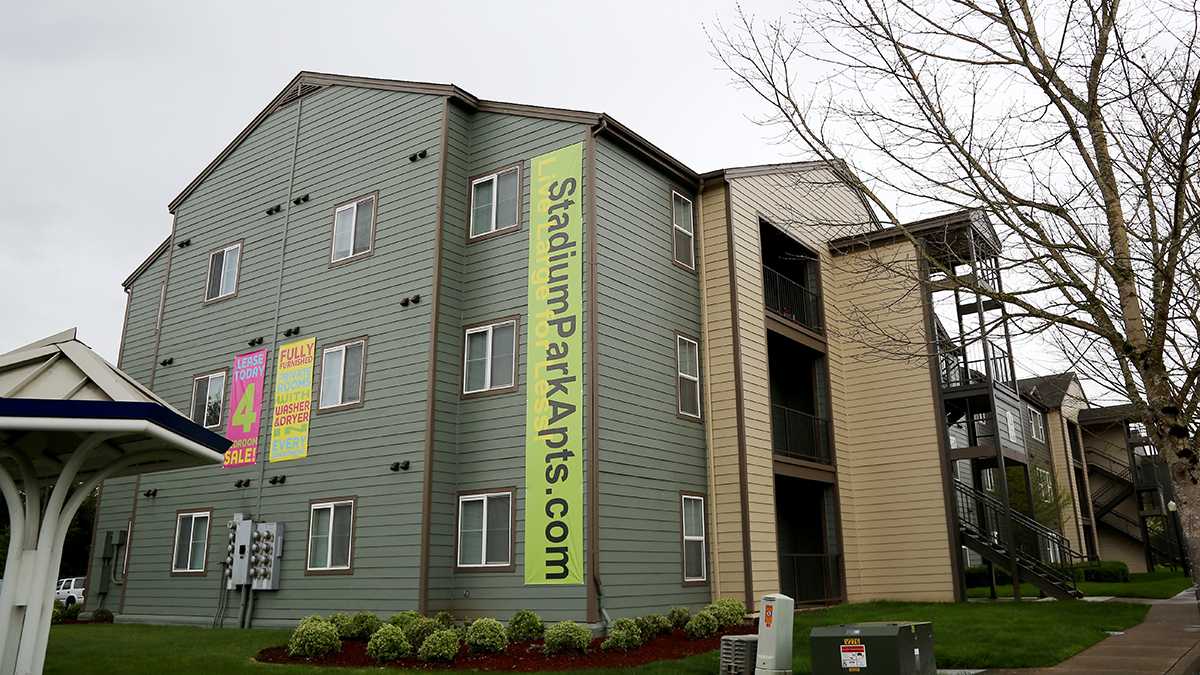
(594, 137, 709, 616)
(106, 85, 445, 626)
(97, 83, 713, 627)
(428, 111, 590, 620)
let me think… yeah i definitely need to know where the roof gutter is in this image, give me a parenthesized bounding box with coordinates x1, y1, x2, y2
(591, 117, 700, 189)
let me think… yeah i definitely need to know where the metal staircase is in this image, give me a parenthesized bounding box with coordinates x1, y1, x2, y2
(954, 479, 1084, 599)
(1101, 510, 1184, 567)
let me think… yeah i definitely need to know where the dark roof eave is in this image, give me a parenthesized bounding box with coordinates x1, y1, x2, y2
(828, 208, 1000, 256)
(167, 71, 701, 215)
(0, 398, 231, 452)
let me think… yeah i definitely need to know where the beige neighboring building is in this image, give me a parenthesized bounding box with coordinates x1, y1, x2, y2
(697, 165, 1084, 607)
(1078, 404, 1184, 573)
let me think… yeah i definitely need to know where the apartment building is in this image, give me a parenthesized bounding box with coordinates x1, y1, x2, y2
(1078, 404, 1184, 573)
(87, 71, 1118, 627)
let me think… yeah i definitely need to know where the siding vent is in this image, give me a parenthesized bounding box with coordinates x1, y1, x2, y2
(273, 83, 322, 111)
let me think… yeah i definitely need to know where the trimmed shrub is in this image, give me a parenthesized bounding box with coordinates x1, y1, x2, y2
(667, 606, 691, 629)
(684, 610, 719, 640)
(1074, 560, 1130, 583)
(707, 598, 746, 628)
(433, 610, 455, 628)
(636, 614, 672, 639)
(51, 601, 64, 625)
(404, 616, 441, 651)
(344, 611, 382, 640)
(63, 603, 82, 621)
(601, 618, 643, 651)
(92, 608, 114, 624)
(366, 624, 412, 662)
(288, 618, 341, 658)
(543, 620, 592, 654)
(418, 628, 460, 662)
(327, 612, 353, 638)
(508, 609, 545, 643)
(388, 610, 421, 632)
(466, 617, 508, 654)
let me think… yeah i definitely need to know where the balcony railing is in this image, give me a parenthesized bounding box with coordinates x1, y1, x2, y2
(938, 339, 1016, 391)
(779, 553, 842, 605)
(771, 404, 832, 464)
(763, 266, 822, 333)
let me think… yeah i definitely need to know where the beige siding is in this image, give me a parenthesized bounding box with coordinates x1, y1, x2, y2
(725, 168, 878, 605)
(698, 182, 747, 603)
(700, 165, 957, 605)
(1047, 380, 1092, 554)
(827, 241, 956, 602)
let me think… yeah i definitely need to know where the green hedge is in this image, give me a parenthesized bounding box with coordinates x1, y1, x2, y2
(1074, 560, 1130, 582)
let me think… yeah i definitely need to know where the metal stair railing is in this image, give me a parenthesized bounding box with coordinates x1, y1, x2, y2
(954, 479, 1084, 596)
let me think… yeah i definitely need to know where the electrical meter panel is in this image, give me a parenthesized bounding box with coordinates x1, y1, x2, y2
(250, 521, 284, 591)
(225, 513, 284, 591)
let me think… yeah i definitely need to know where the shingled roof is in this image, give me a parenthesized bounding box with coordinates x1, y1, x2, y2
(1017, 372, 1082, 408)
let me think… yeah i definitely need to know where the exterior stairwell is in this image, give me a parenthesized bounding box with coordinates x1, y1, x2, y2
(1102, 509, 1185, 567)
(954, 480, 1085, 599)
(1088, 457, 1136, 519)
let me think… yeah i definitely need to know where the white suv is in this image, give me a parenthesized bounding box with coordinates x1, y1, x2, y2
(54, 577, 85, 606)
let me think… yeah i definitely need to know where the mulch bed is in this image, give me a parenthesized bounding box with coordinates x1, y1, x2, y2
(256, 623, 756, 671)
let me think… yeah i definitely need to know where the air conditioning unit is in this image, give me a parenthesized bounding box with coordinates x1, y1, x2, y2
(720, 634, 758, 674)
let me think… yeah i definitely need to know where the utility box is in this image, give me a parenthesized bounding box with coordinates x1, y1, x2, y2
(755, 593, 795, 674)
(720, 634, 759, 674)
(225, 514, 284, 591)
(810, 622, 935, 675)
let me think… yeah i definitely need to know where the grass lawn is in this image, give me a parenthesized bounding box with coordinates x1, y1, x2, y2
(45, 600, 1148, 675)
(967, 569, 1193, 600)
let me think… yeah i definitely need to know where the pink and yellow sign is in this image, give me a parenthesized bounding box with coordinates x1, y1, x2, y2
(224, 349, 268, 468)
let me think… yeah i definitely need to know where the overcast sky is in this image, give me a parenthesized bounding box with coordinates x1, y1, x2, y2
(1, 0, 814, 360)
(0, 1, 1080, 389)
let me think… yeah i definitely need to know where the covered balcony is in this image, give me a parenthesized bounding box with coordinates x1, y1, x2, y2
(761, 220, 823, 334)
(768, 332, 832, 465)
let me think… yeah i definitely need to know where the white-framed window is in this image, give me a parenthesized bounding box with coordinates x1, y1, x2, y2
(189, 371, 226, 429)
(319, 339, 366, 409)
(456, 491, 512, 568)
(463, 320, 517, 394)
(204, 243, 241, 301)
(681, 494, 707, 582)
(332, 194, 376, 262)
(1029, 407, 1046, 442)
(676, 334, 701, 418)
(1005, 410, 1018, 442)
(671, 191, 695, 269)
(469, 166, 520, 239)
(1034, 466, 1054, 502)
(981, 467, 996, 492)
(171, 511, 210, 573)
(307, 500, 354, 571)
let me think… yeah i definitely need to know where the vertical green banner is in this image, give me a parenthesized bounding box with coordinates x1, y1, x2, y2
(524, 142, 585, 585)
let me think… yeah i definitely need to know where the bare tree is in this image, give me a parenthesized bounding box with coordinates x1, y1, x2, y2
(710, 0, 1200, 581)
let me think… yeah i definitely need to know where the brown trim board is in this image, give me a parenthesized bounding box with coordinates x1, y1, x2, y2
(917, 251, 966, 602)
(721, 179, 756, 610)
(418, 96, 452, 614)
(584, 129, 601, 624)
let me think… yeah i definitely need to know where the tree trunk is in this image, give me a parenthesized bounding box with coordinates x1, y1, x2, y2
(1167, 455, 1200, 593)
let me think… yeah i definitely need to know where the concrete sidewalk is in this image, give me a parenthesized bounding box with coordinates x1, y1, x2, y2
(986, 588, 1200, 675)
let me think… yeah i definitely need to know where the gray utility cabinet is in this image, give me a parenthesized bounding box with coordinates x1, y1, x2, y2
(810, 622, 935, 674)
